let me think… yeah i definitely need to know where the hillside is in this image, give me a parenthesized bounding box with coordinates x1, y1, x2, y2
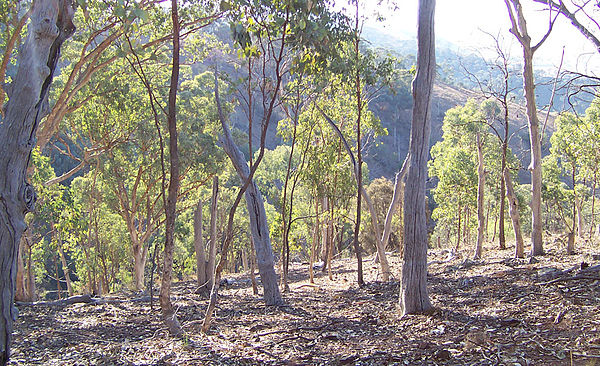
(365, 80, 554, 181)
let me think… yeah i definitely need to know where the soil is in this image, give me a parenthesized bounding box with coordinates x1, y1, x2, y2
(8, 238, 600, 365)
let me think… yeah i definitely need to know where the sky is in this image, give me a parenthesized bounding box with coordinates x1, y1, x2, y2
(362, 0, 600, 74)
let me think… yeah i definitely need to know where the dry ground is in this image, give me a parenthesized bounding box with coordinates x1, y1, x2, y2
(8, 238, 600, 365)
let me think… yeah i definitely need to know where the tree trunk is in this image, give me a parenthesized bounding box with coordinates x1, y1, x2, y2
(207, 176, 218, 287)
(499, 141, 508, 249)
(567, 231, 575, 255)
(455, 205, 462, 252)
(194, 199, 207, 288)
(590, 176, 596, 238)
(0, 1, 74, 362)
(218, 86, 282, 306)
(327, 206, 334, 281)
(25, 242, 36, 302)
(321, 197, 330, 274)
(504, 168, 524, 258)
(132, 241, 148, 291)
(159, 0, 182, 337)
(381, 154, 410, 257)
(249, 237, 258, 295)
(576, 198, 584, 238)
(15, 238, 26, 302)
(505, 0, 545, 256)
(56, 231, 73, 297)
(309, 198, 319, 284)
(399, 0, 435, 316)
(474, 132, 485, 259)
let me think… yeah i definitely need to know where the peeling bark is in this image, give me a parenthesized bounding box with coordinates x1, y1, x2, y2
(399, 0, 435, 316)
(0, 0, 74, 362)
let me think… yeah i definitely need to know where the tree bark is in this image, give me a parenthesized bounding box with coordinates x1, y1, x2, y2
(474, 132, 486, 259)
(504, 0, 548, 256)
(220, 122, 282, 305)
(504, 168, 524, 258)
(0, 0, 74, 362)
(207, 176, 218, 288)
(215, 76, 282, 306)
(132, 240, 148, 291)
(159, 0, 182, 337)
(399, 0, 435, 316)
(194, 199, 207, 288)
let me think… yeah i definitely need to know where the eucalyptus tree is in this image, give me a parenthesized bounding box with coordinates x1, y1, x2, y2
(0, 0, 75, 363)
(0, 0, 32, 114)
(462, 33, 521, 251)
(400, 0, 435, 316)
(37, 0, 194, 154)
(504, 0, 557, 256)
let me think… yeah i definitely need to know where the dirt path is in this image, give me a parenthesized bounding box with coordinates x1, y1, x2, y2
(9, 240, 600, 365)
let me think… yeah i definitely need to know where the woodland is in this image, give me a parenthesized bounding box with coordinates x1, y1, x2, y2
(1, 0, 600, 365)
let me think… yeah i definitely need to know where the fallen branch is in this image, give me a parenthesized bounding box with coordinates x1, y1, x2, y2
(538, 275, 600, 286)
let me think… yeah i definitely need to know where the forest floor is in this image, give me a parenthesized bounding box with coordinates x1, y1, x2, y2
(9, 238, 600, 365)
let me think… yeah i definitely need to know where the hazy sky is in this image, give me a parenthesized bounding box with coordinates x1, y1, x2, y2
(363, 0, 600, 74)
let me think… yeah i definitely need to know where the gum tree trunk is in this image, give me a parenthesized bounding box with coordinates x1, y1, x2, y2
(399, 0, 435, 316)
(220, 120, 282, 305)
(131, 237, 148, 291)
(0, 0, 74, 362)
(504, 0, 552, 256)
(159, 0, 182, 337)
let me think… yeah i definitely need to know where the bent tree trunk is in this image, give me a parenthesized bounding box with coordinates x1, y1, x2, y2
(317, 108, 388, 282)
(504, 168, 524, 258)
(400, 0, 435, 316)
(0, 0, 74, 362)
(381, 154, 410, 256)
(221, 124, 282, 305)
(215, 75, 282, 306)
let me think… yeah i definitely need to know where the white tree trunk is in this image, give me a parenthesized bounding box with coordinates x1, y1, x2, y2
(0, 0, 74, 362)
(219, 103, 282, 306)
(400, 0, 435, 316)
(504, 0, 545, 256)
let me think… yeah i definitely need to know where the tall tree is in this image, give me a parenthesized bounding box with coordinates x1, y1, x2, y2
(0, 0, 75, 363)
(159, 0, 182, 336)
(504, 0, 556, 256)
(399, 0, 435, 316)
